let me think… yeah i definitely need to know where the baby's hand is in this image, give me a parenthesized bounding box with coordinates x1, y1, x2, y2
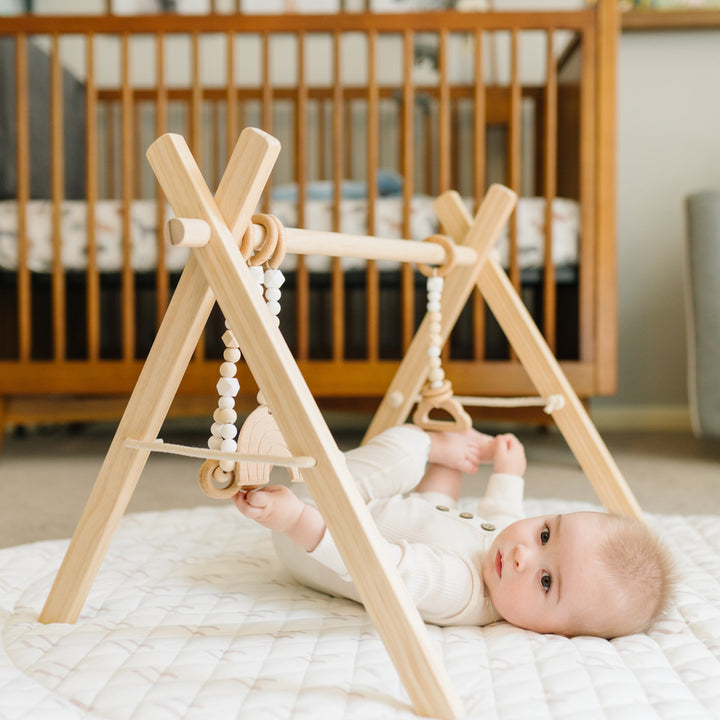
(233, 485, 304, 533)
(493, 434, 527, 476)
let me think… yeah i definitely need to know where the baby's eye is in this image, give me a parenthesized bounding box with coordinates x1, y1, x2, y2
(540, 526, 550, 544)
(541, 572, 552, 593)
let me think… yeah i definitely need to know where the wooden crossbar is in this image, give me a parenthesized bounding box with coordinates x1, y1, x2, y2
(170, 216, 479, 266)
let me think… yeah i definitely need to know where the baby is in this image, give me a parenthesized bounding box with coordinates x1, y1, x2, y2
(234, 425, 675, 638)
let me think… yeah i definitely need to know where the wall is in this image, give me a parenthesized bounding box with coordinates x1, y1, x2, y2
(591, 28, 720, 430)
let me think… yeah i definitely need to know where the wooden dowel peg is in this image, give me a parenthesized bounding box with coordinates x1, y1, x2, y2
(165, 217, 211, 247)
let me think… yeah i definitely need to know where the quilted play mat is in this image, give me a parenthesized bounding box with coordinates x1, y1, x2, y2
(1, 498, 719, 719)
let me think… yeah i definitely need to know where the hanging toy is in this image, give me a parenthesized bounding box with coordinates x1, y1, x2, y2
(413, 234, 472, 433)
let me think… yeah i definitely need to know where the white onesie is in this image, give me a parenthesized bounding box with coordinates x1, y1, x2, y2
(273, 425, 525, 626)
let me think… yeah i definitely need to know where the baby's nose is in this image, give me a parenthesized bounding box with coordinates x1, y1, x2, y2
(513, 544, 530, 571)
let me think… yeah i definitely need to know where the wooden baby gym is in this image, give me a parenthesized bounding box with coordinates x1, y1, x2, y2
(39, 128, 643, 720)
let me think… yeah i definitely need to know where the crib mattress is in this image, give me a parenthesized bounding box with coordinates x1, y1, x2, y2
(1, 498, 718, 719)
(0, 196, 579, 275)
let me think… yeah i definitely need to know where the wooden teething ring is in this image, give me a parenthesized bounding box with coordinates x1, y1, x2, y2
(198, 459, 241, 499)
(241, 214, 286, 267)
(416, 234, 457, 278)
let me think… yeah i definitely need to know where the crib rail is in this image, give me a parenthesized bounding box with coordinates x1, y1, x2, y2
(0, 7, 616, 421)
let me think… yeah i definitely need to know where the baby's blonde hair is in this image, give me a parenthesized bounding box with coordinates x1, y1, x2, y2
(587, 514, 676, 638)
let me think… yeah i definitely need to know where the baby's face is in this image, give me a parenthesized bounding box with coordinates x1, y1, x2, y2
(481, 511, 613, 636)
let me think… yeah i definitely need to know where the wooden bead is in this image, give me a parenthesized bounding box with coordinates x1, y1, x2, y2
(220, 423, 238, 440)
(218, 396, 235, 410)
(427, 276, 444, 292)
(214, 407, 237, 424)
(219, 459, 235, 473)
(429, 333, 442, 347)
(426, 311, 441, 324)
(219, 361, 237, 378)
(220, 438, 237, 453)
(213, 465, 235, 484)
(264, 268, 285, 288)
(429, 356, 442, 369)
(222, 330, 239, 348)
(429, 368, 445, 384)
(249, 265, 264, 284)
(217, 377, 240, 397)
(224, 347, 241, 363)
(208, 435, 222, 450)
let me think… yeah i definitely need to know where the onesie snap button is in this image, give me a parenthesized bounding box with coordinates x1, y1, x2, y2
(435, 505, 450, 512)
(481, 522, 495, 532)
(459, 512, 474, 519)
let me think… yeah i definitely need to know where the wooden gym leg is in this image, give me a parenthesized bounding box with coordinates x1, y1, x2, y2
(436, 192, 643, 521)
(39, 129, 281, 625)
(365, 185, 517, 442)
(146, 133, 465, 720)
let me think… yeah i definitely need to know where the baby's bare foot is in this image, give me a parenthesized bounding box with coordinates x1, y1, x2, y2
(427, 428, 495, 474)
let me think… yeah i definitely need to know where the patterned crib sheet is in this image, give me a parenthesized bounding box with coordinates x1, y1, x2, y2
(0, 196, 579, 274)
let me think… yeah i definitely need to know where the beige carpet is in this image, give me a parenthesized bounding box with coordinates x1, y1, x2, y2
(1, 418, 719, 549)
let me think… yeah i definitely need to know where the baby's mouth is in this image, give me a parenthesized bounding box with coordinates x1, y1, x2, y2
(495, 550, 503, 579)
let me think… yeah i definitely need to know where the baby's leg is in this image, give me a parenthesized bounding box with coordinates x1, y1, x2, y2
(343, 425, 432, 502)
(415, 430, 495, 503)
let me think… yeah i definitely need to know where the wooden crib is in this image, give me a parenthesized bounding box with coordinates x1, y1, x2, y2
(0, 4, 619, 441)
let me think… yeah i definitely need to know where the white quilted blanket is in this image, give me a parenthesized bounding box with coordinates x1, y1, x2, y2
(1, 499, 718, 719)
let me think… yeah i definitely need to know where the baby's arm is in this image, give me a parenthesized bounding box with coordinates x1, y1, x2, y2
(234, 486, 326, 552)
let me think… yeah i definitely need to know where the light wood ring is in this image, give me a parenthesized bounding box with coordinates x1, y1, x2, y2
(198, 459, 240, 499)
(416, 234, 457, 278)
(266, 215, 287, 269)
(239, 221, 256, 261)
(249, 214, 279, 267)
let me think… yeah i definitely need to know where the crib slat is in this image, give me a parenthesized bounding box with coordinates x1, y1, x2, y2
(438, 29, 450, 195)
(401, 30, 415, 354)
(50, 34, 67, 362)
(155, 32, 169, 326)
(191, 31, 208, 362)
(295, 32, 310, 361)
(473, 28, 487, 361)
(86, 34, 101, 362)
(580, 24, 597, 365)
(331, 31, 345, 362)
(543, 30, 558, 353)
(121, 33, 135, 362)
(15, 34, 31, 363)
(261, 32, 272, 211)
(366, 30, 380, 361)
(508, 29, 521, 294)
(226, 31, 237, 165)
